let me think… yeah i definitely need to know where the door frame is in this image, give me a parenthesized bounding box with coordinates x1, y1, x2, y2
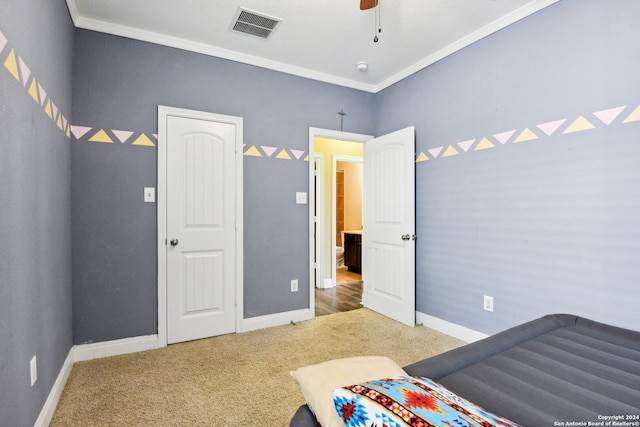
(308, 127, 372, 316)
(157, 106, 244, 347)
(313, 153, 325, 289)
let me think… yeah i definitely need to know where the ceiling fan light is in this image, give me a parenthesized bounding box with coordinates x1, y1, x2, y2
(356, 62, 369, 71)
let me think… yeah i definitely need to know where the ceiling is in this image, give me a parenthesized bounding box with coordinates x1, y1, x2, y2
(66, 0, 558, 93)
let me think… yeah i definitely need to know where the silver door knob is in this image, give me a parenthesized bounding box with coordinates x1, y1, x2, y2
(170, 239, 179, 246)
(401, 234, 410, 241)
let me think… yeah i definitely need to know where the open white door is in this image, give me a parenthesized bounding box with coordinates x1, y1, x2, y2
(362, 127, 416, 326)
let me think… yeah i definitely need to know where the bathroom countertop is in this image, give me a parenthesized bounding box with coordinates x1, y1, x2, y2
(342, 230, 362, 235)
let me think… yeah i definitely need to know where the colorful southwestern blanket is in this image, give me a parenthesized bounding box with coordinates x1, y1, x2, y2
(333, 376, 521, 427)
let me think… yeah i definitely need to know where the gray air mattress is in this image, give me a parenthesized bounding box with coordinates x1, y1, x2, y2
(290, 314, 640, 426)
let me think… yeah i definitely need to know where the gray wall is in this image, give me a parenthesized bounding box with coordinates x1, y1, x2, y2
(377, 0, 640, 334)
(0, 1, 74, 426)
(3, 3, 639, 423)
(71, 30, 376, 343)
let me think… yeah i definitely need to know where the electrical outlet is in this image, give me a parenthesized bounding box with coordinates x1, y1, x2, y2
(30, 356, 37, 387)
(291, 279, 299, 292)
(295, 192, 307, 204)
(484, 295, 494, 312)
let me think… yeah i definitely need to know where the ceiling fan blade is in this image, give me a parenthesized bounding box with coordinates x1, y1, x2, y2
(360, 0, 378, 10)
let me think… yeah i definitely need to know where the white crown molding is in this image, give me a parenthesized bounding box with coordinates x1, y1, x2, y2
(65, 0, 377, 92)
(65, 0, 80, 26)
(66, 0, 558, 94)
(374, 0, 560, 92)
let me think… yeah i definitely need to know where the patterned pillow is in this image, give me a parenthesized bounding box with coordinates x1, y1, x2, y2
(333, 376, 521, 427)
(290, 356, 407, 427)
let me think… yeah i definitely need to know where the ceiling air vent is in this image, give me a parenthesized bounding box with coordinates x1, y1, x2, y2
(231, 8, 282, 40)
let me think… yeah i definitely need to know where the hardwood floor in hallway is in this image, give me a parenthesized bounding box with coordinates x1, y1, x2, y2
(315, 269, 363, 316)
(336, 269, 362, 285)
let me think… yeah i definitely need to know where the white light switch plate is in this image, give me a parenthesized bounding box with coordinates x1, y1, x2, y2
(144, 187, 155, 203)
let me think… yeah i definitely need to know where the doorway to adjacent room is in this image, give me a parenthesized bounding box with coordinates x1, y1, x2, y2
(310, 129, 369, 317)
(308, 126, 417, 326)
(316, 157, 364, 316)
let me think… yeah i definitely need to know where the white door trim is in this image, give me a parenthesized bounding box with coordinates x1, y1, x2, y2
(308, 127, 372, 316)
(158, 106, 243, 347)
(314, 153, 325, 289)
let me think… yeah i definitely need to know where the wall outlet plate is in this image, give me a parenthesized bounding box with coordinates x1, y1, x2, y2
(30, 355, 37, 386)
(483, 295, 494, 312)
(296, 192, 307, 204)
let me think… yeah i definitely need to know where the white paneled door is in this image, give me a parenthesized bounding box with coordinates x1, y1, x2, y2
(363, 127, 416, 327)
(165, 112, 240, 344)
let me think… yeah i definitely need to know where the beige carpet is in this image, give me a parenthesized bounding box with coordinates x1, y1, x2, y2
(51, 309, 465, 426)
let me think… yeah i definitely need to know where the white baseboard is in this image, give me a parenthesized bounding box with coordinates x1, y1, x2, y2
(240, 308, 311, 332)
(35, 334, 159, 426)
(34, 349, 75, 427)
(317, 278, 335, 289)
(416, 311, 488, 343)
(74, 334, 159, 362)
(38, 314, 474, 426)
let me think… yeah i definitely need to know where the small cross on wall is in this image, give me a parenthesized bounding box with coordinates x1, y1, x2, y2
(338, 110, 347, 131)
